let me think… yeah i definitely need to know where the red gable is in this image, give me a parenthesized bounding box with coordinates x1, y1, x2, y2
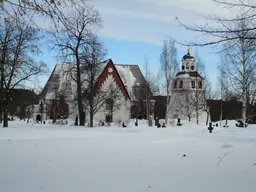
(94, 59, 130, 100)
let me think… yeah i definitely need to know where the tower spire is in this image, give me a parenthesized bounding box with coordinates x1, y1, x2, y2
(187, 46, 190, 53)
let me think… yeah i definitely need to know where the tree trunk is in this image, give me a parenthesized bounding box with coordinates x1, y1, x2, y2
(242, 94, 246, 128)
(206, 111, 209, 125)
(90, 102, 93, 128)
(0, 99, 2, 123)
(196, 110, 199, 125)
(196, 105, 199, 125)
(165, 109, 168, 125)
(165, 93, 169, 124)
(89, 96, 94, 127)
(188, 115, 191, 121)
(220, 99, 223, 127)
(76, 63, 85, 126)
(77, 95, 84, 126)
(0, 71, 3, 123)
(242, 46, 247, 128)
(3, 98, 8, 127)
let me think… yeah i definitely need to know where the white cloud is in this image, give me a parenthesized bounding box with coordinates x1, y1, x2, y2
(90, 0, 244, 46)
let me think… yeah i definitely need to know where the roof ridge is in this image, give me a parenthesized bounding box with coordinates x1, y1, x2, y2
(115, 64, 139, 66)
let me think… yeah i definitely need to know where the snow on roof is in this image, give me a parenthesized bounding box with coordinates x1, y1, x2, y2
(41, 60, 149, 102)
(42, 61, 109, 101)
(176, 73, 190, 78)
(115, 64, 152, 100)
(176, 71, 203, 79)
(115, 65, 136, 94)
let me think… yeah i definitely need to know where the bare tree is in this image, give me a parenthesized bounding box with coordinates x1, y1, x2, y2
(218, 38, 256, 127)
(143, 56, 156, 125)
(194, 49, 206, 75)
(175, 1, 256, 47)
(193, 50, 210, 124)
(85, 84, 125, 127)
(0, 16, 47, 127)
(0, 1, 87, 30)
(25, 105, 34, 123)
(104, 85, 129, 125)
(82, 37, 107, 127)
(51, 3, 102, 126)
(177, 89, 194, 121)
(190, 78, 206, 124)
(218, 62, 234, 126)
(160, 39, 179, 124)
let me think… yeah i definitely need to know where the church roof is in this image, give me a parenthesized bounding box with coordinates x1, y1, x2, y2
(175, 71, 203, 79)
(115, 64, 153, 99)
(94, 60, 131, 100)
(40, 59, 152, 102)
(182, 52, 195, 60)
(40, 59, 116, 101)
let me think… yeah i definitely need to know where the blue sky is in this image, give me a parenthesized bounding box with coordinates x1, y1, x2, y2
(38, 0, 237, 92)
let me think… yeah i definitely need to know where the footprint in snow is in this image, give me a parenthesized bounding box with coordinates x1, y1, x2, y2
(221, 144, 233, 149)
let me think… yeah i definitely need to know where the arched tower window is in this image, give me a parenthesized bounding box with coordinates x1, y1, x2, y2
(173, 80, 177, 89)
(179, 80, 183, 88)
(191, 80, 195, 88)
(186, 63, 189, 69)
(198, 81, 202, 89)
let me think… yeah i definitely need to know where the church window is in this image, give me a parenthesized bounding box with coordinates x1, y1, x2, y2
(173, 80, 177, 89)
(106, 99, 113, 111)
(186, 63, 189, 69)
(108, 67, 113, 73)
(191, 81, 195, 88)
(198, 81, 202, 89)
(191, 65, 194, 70)
(179, 80, 183, 88)
(182, 65, 185, 70)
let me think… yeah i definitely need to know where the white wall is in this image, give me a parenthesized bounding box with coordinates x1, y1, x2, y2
(32, 112, 46, 122)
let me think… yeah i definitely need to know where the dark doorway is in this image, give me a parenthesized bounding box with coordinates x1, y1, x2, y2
(36, 114, 41, 122)
(105, 99, 113, 123)
(105, 114, 113, 123)
(131, 105, 137, 119)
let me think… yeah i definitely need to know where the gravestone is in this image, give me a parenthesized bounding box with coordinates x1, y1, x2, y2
(155, 117, 161, 127)
(177, 118, 182, 126)
(208, 122, 213, 133)
(75, 116, 78, 126)
(149, 115, 153, 126)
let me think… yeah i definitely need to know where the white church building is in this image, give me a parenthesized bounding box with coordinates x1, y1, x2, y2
(168, 48, 205, 120)
(31, 59, 154, 124)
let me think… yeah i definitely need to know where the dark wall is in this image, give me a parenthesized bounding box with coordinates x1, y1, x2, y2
(207, 99, 256, 122)
(2, 89, 38, 119)
(153, 96, 167, 120)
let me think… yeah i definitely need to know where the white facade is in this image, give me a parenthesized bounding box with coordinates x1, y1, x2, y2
(32, 101, 47, 123)
(38, 60, 132, 125)
(85, 73, 131, 124)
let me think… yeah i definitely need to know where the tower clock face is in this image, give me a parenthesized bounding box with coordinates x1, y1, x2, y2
(108, 67, 113, 73)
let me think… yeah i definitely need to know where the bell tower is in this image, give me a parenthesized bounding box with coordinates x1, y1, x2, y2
(181, 47, 197, 72)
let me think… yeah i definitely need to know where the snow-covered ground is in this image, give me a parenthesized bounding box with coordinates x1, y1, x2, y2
(1, 120, 256, 192)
